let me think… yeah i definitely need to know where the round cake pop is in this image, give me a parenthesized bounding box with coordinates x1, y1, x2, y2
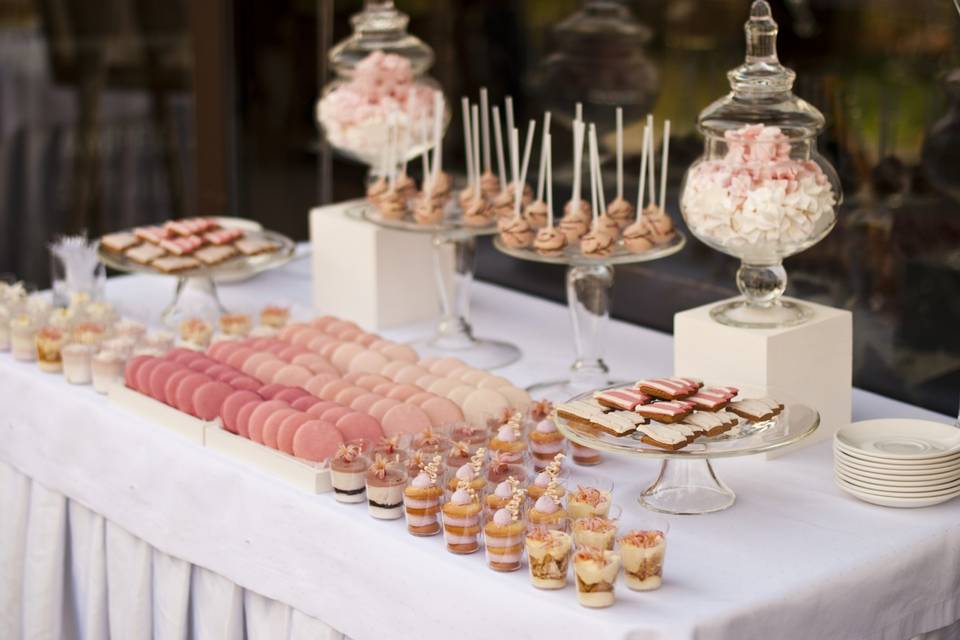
(413, 197, 444, 225)
(607, 197, 634, 228)
(463, 197, 492, 226)
(367, 176, 389, 202)
(498, 217, 534, 248)
(480, 170, 500, 198)
(534, 227, 566, 256)
(524, 200, 548, 228)
(378, 191, 406, 220)
(623, 217, 654, 253)
(559, 213, 589, 242)
(580, 227, 614, 257)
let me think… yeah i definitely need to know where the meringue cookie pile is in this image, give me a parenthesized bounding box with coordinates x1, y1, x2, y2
(681, 124, 835, 255)
(317, 51, 437, 160)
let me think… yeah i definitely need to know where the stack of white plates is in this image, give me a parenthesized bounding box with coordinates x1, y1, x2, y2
(834, 419, 960, 508)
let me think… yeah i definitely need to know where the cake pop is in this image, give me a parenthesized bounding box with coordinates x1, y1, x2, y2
(479, 88, 500, 198)
(377, 118, 407, 220)
(588, 125, 620, 239)
(498, 124, 536, 248)
(606, 107, 635, 228)
(524, 112, 552, 228)
(463, 104, 494, 227)
(533, 133, 568, 257)
(427, 91, 451, 200)
(623, 124, 655, 253)
(580, 125, 615, 257)
(564, 105, 593, 221)
(458, 96, 478, 209)
(641, 117, 676, 244)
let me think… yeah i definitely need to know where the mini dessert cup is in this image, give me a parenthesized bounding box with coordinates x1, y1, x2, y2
(489, 423, 527, 465)
(71, 322, 107, 347)
(485, 459, 527, 491)
(484, 508, 526, 572)
(441, 487, 483, 554)
(444, 462, 486, 496)
(619, 515, 670, 591)
(571, 442, 603, 466)
(142, 330, 175, 352)
(526, 468, 568, 504)
(179, 317, 213, 349)
(91, 350, 125, 393)
(403, 470, 443, 536)
(444, 440, 475, 474)
(35, 326, 65, 372)
(10, 314, 37, 361)
(113, 319, 147, 341)
(572, 504, 622, 551)
(62, 343, 95, 384)
(567, 476, 614, 519)
(373, 434, 410, 466)
(366, 457, 407, 520)
(219, 313, 252, 337)
(260, 305, 290, 329)
(573, 545, 621, 608)
(525, 519, 573, 589)
(330, 443, 370, 504)
(528, 418, 568, 472)
(528, 494, 567, 529)
(449, 422, 489, 448)
(100, 336, 137, 360)
(411, 426, 452, 457)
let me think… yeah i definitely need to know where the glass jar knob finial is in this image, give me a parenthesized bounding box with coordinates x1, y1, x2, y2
(729, 0, 794, 95)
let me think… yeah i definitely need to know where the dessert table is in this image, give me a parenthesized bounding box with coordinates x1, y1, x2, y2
(2, 248, 958, 640)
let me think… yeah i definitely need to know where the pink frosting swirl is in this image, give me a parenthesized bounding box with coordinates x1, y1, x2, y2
(534, 495, 559, 513)
(493, 508, 513, 526)
(494, 481, 513, 498)
(455, 464, 474, 481)
(535, 419, 557, 433)
(534, 472, 551, 487)
(496, 425, 517, 442)
(451, 488, 473, 505)
(411, 471, 432, 488)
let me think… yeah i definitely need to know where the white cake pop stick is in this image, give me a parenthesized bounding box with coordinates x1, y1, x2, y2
(480, 88, 492, 174)
(646, 114, 656, 207)
(503, 96, 519, 182)
(590, 125, 607, 216)
(575, 102, 583, 123)
(510, 128, 521, 219)
(432, 92, 443, 183)
(462, 97, 474, 191)
(637, 124, 650, 219)
(659, 119, 671, 213)
(472, 105, 481, 201)
(588, 125, 598, 225)
(515, 120, 536, 220)
(616, 107, 624, 200)
(535, 112, 551, 202)
(546, 133, 554, 228)
(421, 113, 431, 195)
(571, 120, 585, 208)
(492, 105, 508, 192)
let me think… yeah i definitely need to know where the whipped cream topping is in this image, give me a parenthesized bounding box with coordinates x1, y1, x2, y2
(535, 419, 557, 434)
(534, 472, 551, 488)
(411, 471, 433, 488)
(492, 508, 513, 526)
(451, 488, 473, 505)
(682, 124, 836, 255)
(496, 425, 518, 441)
(455, 464, 475, 481)
(534, 495, 559, 513)
(494, 481, 513, 498)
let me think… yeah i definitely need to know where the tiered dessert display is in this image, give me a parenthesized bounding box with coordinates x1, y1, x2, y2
(352, 92, 532, 369)
(679, 0, 842, 329)
(97, 217, 295, 328)
(494, 106, 684, 400)
(552, 377, 819, 514)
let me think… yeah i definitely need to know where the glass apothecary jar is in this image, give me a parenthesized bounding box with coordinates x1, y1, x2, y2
(316, 0, 448, 167)
(680, 0, 841, 329)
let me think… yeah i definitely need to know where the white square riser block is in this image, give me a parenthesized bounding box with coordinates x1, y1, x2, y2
(674, 296, 852, 457)
(310, 202, 447, 329)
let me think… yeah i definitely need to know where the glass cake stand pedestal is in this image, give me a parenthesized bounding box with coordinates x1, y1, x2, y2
(494, 232, 685, 402)
(97, 225, 296, 329)
(553, 384, 820, 514)
(353, 203, 521, 370)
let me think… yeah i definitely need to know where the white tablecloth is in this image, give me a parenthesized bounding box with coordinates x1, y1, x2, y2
(2, 254, 959, 640)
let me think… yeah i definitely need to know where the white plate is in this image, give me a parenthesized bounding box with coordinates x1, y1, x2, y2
(833, 447, 960, 475)
(835, 479, 960, 509)
(834, 441, 960, 467)
(834, 468, 960, 493)
(834, 473, 960, 497)
(835, 419, 960, 461)
(834, 458, 960, 483)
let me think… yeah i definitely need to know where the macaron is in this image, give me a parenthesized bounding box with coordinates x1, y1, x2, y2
(229, 376, 262, 392)
(477, 375, 513, 390)
(135, 358, 162, 394)
(254, 359, 286, 384)
(348, 350, 389, 375)
(305, 401, 341, 419)
(273, 387, 311, 404)
(242, 352, 276, 376)
(277, 323, 310, 342)
(193, 381, 235, 421)
(234, 400, 261, 438)
(414, 374, 441, 390)
(334, 326, 362, 342)
(202, 363, 235, 380)
(405, 392, 437, 407)
(461, 389, 511, 428)
(331, 343, 364, 373)
(386, 384, 422, 402)
(354, 333, 379, 347)
(319, 405, 353, 425)
(291, 353, 337, 375)
(147, 361, 181, 402)
(291, 395, 322, 412)
(276, 412, 315, 454)
(219, 390, 262, 433)
(497, 386, 533, 412)
(257, 383, 288, 399)
(272, 364, 312, 388)
(372, 382, 396, 396)
(306, 334, 336, 353)
(380, 344, 418, 363)
(349, 392, 384, 414)
(187, 358, 218, 375)
(174, 372, 212, 416)
(309, 316, 337, 330)
(123, 355, 151, 389)
(458, 369, 488, 385)
(247, 400, 291, 443)
(304, 373, 339, 397)
(367, 398, 402, 422)
(340, 372, 367, 384)
(380, 403, 433, 437)
(446, 385, 476, 407)
(225, 348, 256, 370)
(290, 328, 324, 348)
(428, 358, 468, 376)
(292, 420, 343, 462)
(355, 374, 390, 391)
(261, 408, 301, 449)
(334, 386, 368, 407)
(163, 368, 195, 406)
(335, 412, 383, 443)
(380, 361, 407, 380)
(427, 378, 463, 397)
(276, 345, 307, 362)
(318, 340, 344, 360)
(421, 396, 465, 429)
(165, 347, 197, 362)
(393, 365, 430, 385)
(318, 380, 352, 402)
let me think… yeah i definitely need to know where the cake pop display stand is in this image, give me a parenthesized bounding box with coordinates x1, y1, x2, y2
(553, 383, 820, 514)
(353, 203, 522, 369)
(494, 232, 685, 402)
(98, 226, 296, 329)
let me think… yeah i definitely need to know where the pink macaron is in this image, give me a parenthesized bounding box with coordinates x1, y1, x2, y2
(219, 390, 262, 433)
(335, 412, 383, 443)
(258, 383, 288, 399)
(290, 328, 324, 348)
(254, 359, 286, 384)
(367, 397, 402, 423)
(234, 401, 261, 438)
(174, 372, 212, 417)
(348, 350, 389, 375)
(247, 400, 291, 444)
(272, 364, 312, 388)
(330, 343, 364, 373)
(292, 420, 343, 462)
(261, 408, 301, 449)
(163, 368, 195, 406)
(386, 384, 423, 402)
(273, 387, 310, 404)
(276, 412, 315, 454)
(355, 374, 390, 391)
(242, 352, 276, 377)
(193, 381, 236, 421)
(334, 386, 367, 407)
(309, 316, 337, 330)
(379, 361, 407, 380)
(380, 403, 433, 436)
(291, 395, 323, 411)
(225, 348, 256, 370)
(147, 361, 181, 402)
(305, 401, 342, 418)
(380, 343, 419, 363)
(420, 396, 465, 428)
(349, 392, 384, 414)
(229, 376, 262, 392)
(306, 333, 336, 353)
(123, 355, 151, 389)
(303, 373, 340, 397)
(318, 380, 352, 402)
(135, 358, 162, 394)
(393, 365, 430, 385)
(291, 353, 337, 375)
(319, 405, 353, 424)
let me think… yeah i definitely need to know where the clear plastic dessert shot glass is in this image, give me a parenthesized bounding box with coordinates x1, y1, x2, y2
(366, 457, 407, 520)
(403, 468, 443, 536)
(484, 507, 526, 572)
(566, 475, 615, 519)
(573, 545, 621, 608)
(527, 418, 568, 472)
(526, 467, 569, 505)
(441, 486, 483, 554)
(525, 519, 573, 590)
(571, 442, 602, 466)
(329, 442, 370, 504)
(572, 504, 622, 551)
(619, 515, 670, 591)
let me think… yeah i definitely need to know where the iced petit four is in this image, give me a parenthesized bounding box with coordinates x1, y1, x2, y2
(484, 501, 525, 572)
(526, 526, 573, 589)
(219, 313, 252, 337)
(35, 326, 64, 372)
(403, 456, 443, 536)
(366, 455, 407, 520)
(260, 305, 290, 329)
(441, 486, 482, 554)
(528, 418, 566, 471)
(330, 443, 369, 504)
(573, 546, 621, 608)
(567, 483, 613, 519)
(62, 343, 94, 384)
(619, 529, 667, 591)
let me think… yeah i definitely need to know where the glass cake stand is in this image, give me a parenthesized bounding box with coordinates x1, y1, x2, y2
(350, 202, 522, 369)
(552, 383, 820, 514)
(97, 220, 296, 328)
(494, 232, 685, 401)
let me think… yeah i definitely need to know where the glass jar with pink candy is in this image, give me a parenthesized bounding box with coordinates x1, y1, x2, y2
(679, 0, 842, 329)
